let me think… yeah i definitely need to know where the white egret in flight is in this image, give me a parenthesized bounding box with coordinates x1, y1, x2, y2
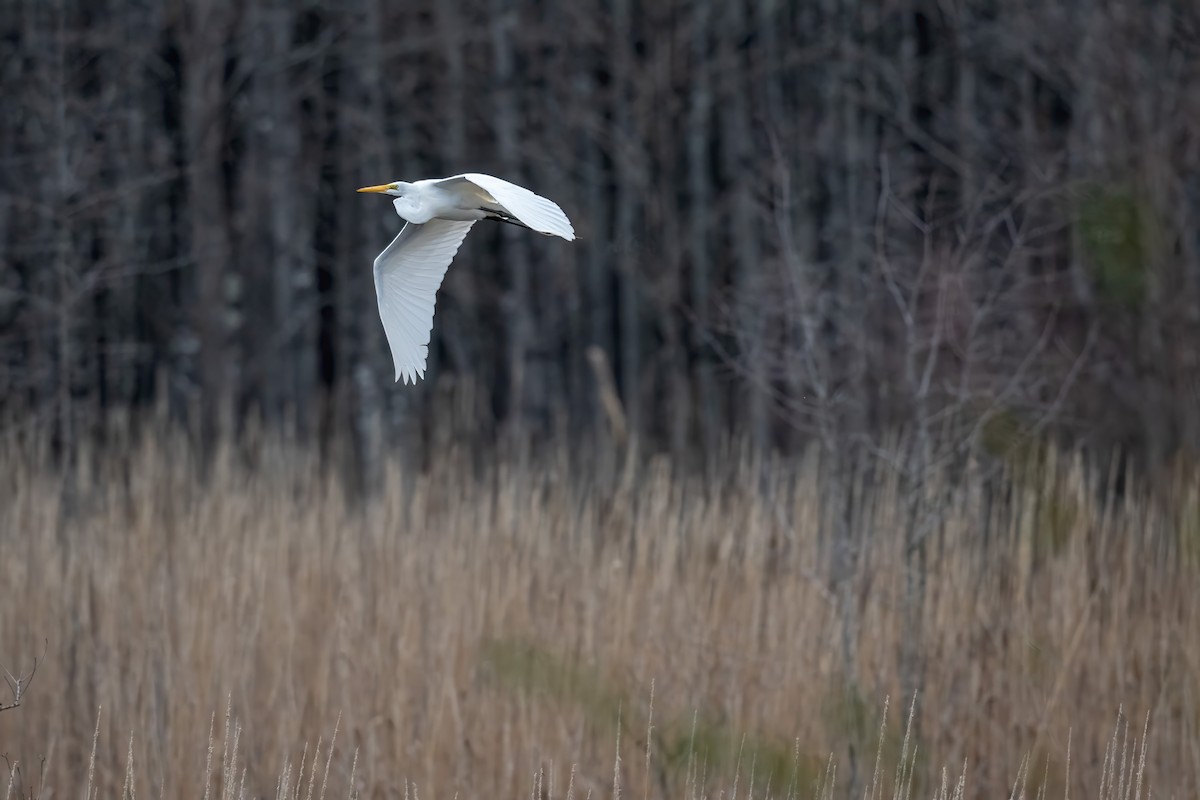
(357, 173, 575, 384)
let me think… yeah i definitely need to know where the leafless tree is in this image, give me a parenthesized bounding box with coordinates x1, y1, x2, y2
(0, 0, 1195, 474)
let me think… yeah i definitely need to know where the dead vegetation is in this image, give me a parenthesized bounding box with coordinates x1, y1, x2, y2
(0, 426, 1195, 798)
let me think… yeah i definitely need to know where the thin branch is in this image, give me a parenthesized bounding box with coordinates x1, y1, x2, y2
(0, 641, 46, 714)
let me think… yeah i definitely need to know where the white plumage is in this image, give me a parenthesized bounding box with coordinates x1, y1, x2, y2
(358, 173, 575, 384)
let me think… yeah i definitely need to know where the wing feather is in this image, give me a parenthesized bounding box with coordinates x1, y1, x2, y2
(372, 219, 476, 384)
(445, 173, 575, 240)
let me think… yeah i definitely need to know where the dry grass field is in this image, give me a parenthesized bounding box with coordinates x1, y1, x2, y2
(0, 425, 1196, 798)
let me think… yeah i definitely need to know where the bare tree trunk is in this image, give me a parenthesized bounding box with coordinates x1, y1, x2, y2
(838, 0, 874, 439)
(179, 0, 232, 448)
(654, 22, 689, 461)
(490, 5, 533, 443)
(240, 0, 278, 421)
(688, 0, 718, 465)
(431, 0, 480, 392)
(51, 0, 75, 451)
(582, 72, 612, 435)
(720, 0, 768, 452)
(955, 5, 977, 209)
(336, 0, 389, 495)
(104, 0, 158, 420)
(768, 4, 825, 453)
(612, 0, 641, 435)
(434, 0, 466, 172)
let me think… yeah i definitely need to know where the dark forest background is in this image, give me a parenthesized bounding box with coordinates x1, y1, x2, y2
(2, 0, 1198, 474)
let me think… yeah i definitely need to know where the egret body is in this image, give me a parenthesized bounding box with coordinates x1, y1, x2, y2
(358, 173, 575, 384)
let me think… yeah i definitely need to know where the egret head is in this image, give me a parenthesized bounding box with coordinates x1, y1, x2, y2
(356, 181, 410, 197)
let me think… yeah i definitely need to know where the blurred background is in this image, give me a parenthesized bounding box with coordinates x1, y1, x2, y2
(2, 0, 1197, 471)
(2, 1, 1200, 798)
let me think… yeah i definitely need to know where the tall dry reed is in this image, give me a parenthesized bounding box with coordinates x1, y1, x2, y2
(0, 426, 1195, 798)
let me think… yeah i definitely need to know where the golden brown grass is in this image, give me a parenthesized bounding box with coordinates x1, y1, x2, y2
(0, 426, 1196, 798)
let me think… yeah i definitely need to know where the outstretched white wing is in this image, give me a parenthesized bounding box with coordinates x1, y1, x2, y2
(441, 173, 575, 240)
(373, 219, 476, 384)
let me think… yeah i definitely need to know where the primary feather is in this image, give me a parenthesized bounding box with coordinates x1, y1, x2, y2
(373, 219, 475, 384)
(445, 173, 577, 240)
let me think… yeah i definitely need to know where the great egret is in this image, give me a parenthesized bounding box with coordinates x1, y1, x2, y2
(357, 173, 575, 384)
